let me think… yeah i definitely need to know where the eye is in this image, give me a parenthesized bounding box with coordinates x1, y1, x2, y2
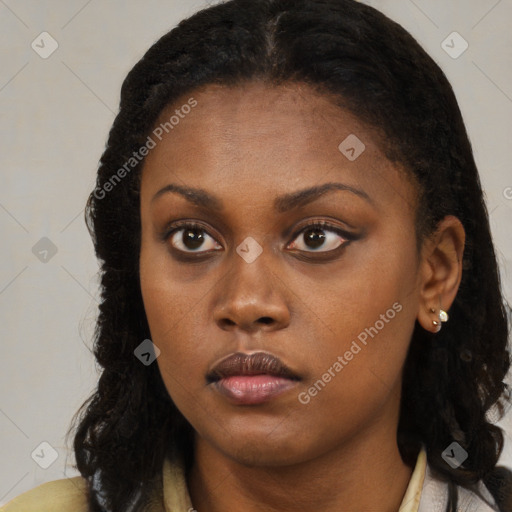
(162, 219, 353, 257)
(166, 222, 222, 254)
(287, 220, 350, 253)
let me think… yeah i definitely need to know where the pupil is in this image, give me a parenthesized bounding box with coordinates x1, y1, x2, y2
(184, 228, 204, 249)
(305, 228, 325, 249)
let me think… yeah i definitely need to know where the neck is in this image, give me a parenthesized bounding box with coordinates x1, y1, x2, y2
(187, 420, 414, 512)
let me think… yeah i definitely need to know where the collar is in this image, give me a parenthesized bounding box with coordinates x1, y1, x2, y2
(399, 446, 427, 512)
(161, 446, 428, 512)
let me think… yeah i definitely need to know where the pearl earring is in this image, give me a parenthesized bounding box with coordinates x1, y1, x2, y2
(429, 307, 448, 332)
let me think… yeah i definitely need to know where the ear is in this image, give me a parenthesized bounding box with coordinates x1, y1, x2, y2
(416, 215, 465, 334)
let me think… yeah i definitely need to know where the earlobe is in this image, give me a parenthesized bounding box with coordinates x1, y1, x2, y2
(416, 215, 465, 334)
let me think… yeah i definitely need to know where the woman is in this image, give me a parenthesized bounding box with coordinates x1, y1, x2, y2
(2, 0, 511, 511)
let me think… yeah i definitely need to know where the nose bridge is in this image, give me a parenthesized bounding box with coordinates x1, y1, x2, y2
(225, 234, 274, 299)
(212, 235, 290, 330)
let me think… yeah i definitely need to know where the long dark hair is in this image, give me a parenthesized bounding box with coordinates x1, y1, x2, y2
(67, 0, 512, 510)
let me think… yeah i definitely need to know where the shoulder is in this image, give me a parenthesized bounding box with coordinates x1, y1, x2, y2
(456, 483, 500, 512)
(0, 476, 90, 512)
(419, 463, 499, 512)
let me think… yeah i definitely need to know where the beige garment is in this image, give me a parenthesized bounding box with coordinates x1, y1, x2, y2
(0, 446, 432, 512)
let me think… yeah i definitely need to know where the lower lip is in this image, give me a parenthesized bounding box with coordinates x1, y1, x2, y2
(213, 375, 298, 404)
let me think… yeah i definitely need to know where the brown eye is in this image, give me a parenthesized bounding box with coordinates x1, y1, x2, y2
(167, 223, 222, 253)
(288, 222, 348, 253)
(163, 220, 353, 257)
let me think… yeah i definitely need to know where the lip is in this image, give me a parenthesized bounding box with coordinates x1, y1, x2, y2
(207, 352, 301, 405)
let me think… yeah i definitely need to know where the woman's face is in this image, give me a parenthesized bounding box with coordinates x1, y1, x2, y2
(139, 81, 423, 466)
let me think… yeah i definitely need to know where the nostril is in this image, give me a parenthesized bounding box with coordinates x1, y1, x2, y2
(258, 317, 273, 325)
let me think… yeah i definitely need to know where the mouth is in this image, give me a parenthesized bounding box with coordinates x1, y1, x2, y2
(206, 352, 301, 405)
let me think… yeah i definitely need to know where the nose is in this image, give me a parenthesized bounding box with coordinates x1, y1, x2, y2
(212, 252, 291, 334)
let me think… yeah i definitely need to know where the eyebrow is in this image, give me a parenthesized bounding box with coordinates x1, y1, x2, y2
(151, 182, 373, 212)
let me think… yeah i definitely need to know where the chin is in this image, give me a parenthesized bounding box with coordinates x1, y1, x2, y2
(211, 430, 315, 468)
(228, 446, 304, 467)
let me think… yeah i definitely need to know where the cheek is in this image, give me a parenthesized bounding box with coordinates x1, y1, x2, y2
(139, 236, 202, 345)
(140, 276, 206, 363)
(141, 279, 210, 420)
(139, 225, 238, 422)
(295, 234, 418, 414)
(300, 300, 412, 402)
(308, 230, 417, 352)
(139, 249, 218, 410)
(289, 303, 415, 456)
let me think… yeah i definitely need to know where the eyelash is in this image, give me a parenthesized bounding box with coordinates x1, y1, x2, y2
(161, 219, 356, 259)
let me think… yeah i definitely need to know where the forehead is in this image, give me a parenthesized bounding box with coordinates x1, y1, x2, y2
(140, 81, 417, 216)
(146, 81, 377, 164)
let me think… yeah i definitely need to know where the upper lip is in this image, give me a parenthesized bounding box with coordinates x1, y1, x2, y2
(207, 352, 301, 383)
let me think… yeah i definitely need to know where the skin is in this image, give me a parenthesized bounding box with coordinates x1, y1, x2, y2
(139, 81, 465, 512)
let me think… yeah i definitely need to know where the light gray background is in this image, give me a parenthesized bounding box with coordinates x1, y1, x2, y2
(1, 0, 511, 505)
